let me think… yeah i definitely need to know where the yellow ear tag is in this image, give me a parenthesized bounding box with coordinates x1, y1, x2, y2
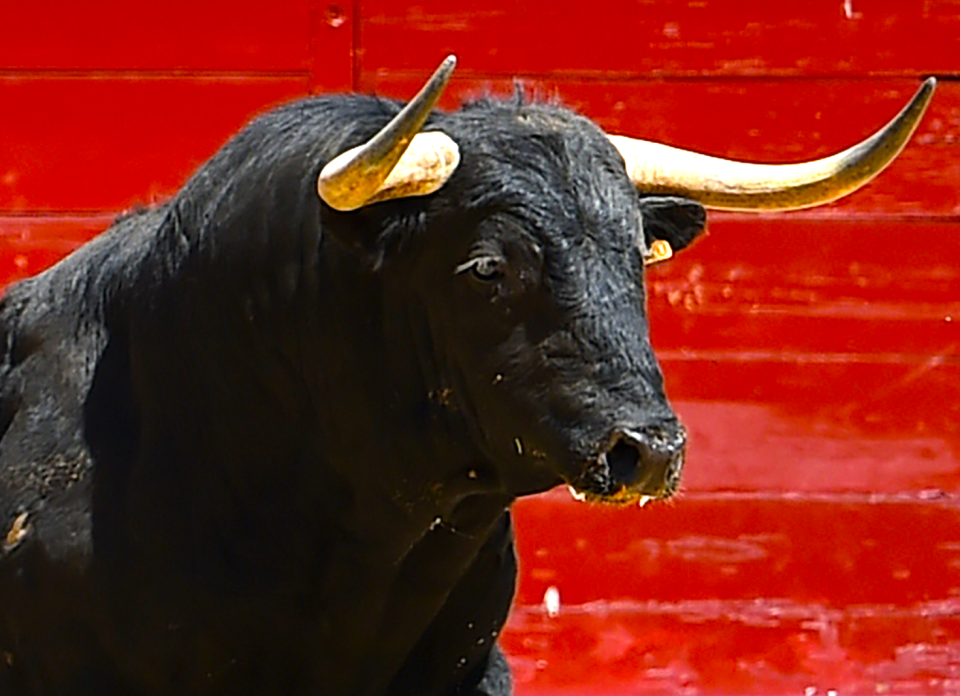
(643, 239, 673, 266)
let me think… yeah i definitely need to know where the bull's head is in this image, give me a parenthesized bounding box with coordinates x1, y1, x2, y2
(317, 56, 934, 506)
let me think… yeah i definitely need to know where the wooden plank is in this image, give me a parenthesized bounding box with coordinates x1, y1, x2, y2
(0, 215, 111, 287)
(674, 396, 960, 493)
(503, 600, 960, 694)
(647, 219, 960, 357)
(511, 494, 960, 612)
(310, 2, 355, 93)
(661, 358, 960, 487)
(655, 311, 960, 360)
(505, 494, 960, 694)
(359, 0, 960, 79)
(647, 226, 960, 494)
(359, 77, 960, 218)
(0, 0, 312, 72)
(0, 77, 309, 212)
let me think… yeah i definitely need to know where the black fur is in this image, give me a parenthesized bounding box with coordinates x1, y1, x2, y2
(0, 93, 705, 695)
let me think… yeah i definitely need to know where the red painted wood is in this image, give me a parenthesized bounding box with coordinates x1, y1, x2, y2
(359, 77, 960, 218)
(358, 0, 960, 79)
(0, 216, 110, 287)
(504, 494, 960, 694)
(512, 493, 960, 607)
(674, 397, 960, 494)
(504, 601, 960, 695)
(310, 1, 355, 93)
(2, 0, 959, 693)
(0, 77, 308, 212)
(0, 0, 312, 72)
(648, 218, 960, 357)
(663, 358, 960, 447)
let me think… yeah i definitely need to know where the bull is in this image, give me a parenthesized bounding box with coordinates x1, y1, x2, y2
(0, 56, 934, 695)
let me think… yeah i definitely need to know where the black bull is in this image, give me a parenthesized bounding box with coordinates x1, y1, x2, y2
(0, 58, 933, 695)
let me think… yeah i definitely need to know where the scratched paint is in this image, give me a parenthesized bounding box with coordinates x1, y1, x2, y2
(359, 0, 960, 77)
(843, 0, 863, 20)
(503, 599, 960, 694)
(508, 496, 960, 693)
(512, 495, 960, 607)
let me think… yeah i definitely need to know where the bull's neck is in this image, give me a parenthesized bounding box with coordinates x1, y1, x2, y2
(315, 251, 513, 549)
(130, 233, 509, 566)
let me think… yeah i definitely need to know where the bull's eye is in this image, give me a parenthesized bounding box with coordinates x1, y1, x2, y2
(456, 256, 505, 282)
(472, 257, 503, 280)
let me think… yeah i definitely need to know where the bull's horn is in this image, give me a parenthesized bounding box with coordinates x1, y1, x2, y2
(610, 77, 936, 211)
(318, 55, 461, 212)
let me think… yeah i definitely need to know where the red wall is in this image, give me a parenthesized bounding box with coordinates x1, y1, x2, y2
(2, 2, 959, 693)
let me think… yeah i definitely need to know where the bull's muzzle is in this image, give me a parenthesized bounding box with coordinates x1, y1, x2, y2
(571, 423, 686, 506)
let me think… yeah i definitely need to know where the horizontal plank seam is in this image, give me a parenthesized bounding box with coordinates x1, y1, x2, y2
(1, 212, 957, 224)
(658, 350, 960, 365)
(0, 211, 121, 220)
(708, 212, 960, 225)
(636, 490, 960, 505)
(2, 70, 956, 84)
(361, 70, 959, 84)
(0, 70, 311, 80)
(508, 596, 960, 617)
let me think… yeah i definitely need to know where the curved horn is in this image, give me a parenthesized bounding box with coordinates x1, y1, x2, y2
(318, 55, 461, 212)
(610, 77, 936, 211)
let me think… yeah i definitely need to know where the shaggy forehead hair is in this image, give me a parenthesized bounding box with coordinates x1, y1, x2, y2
(433, 98, 645, 251)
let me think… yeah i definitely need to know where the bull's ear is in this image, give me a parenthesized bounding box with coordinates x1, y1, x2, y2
(639, 196, 706, 259)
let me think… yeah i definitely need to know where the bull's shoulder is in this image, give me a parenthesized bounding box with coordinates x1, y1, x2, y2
(390, 512, 517, 696)
(0, 289, 97, 565)
(0, 207, 165, 565)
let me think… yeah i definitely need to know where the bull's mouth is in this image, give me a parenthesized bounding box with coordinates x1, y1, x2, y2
(567, 426, 686, 507)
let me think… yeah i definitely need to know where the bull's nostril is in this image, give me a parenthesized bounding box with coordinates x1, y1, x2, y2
(585, 425, 686, 500)
(605, 439, 642, 484)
